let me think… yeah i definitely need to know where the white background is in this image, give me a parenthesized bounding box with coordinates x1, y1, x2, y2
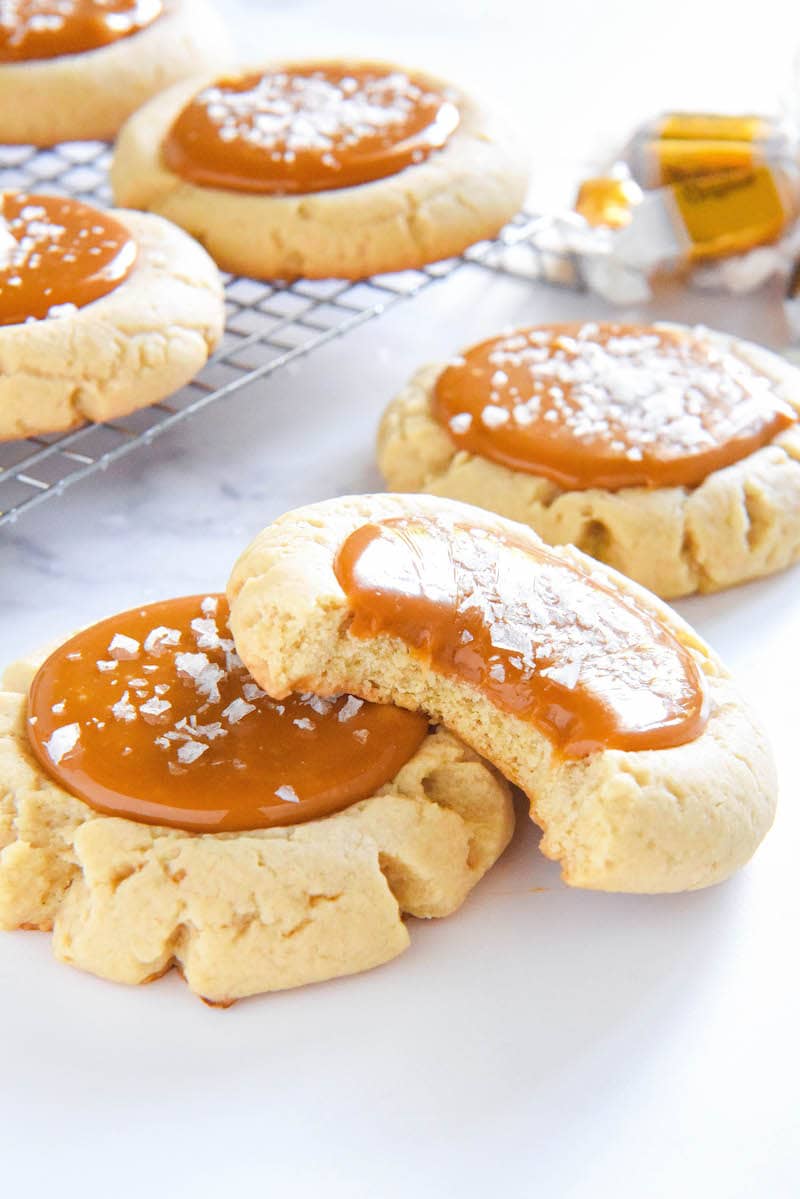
(1, 2, 799, 1196)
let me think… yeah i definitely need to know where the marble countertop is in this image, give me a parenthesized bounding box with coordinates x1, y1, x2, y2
(2, 4, 799, 1198)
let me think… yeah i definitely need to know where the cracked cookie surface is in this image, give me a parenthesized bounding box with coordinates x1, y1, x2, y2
(0, 648, 513, 1002)
(0, 207, 224, 440)
(110, 65, 529, 279)
(377, 325, 800, 598)
(228, 493, 777, 894)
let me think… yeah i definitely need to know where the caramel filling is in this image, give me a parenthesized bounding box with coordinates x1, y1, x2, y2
(334, 515, 708, 757)
(26, 594, 429, 834)
(162, 62, 460, 195)
(433, 322, 796, 491)
(0, 192, 136, 326)
(0, 0, 162, 63)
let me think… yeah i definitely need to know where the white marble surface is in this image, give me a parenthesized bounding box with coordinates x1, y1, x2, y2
(2, 3, 800, 1198)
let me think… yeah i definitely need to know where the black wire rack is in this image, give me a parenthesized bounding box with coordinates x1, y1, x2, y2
(0, 140, 581, 526)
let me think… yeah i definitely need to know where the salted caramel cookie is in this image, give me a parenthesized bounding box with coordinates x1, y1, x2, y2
(377, 322, 800, 598)
(0, 594, 513, 1003)
(110, 59, 529, 279)
(0, 190, 224, 440)
(0, 0, 231, 145)
(228, 493, 778, 895)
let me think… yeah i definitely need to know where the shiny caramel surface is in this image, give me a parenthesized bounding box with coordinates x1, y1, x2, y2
(27, 595, 429, 833)
(0, 0, 161, 63)
(0, 191, 136, 326)
(433, 322, 796, 491)
(162, 61, 460, 195)
(334, 514, 708, 757)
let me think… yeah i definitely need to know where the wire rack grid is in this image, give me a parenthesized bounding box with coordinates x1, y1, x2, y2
(0, 140, 582, 527)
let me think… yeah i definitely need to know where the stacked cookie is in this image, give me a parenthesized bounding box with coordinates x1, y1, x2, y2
(0, 495, 777, 1002)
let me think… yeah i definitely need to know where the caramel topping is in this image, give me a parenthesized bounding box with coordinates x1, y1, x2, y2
(334, 514, 708, 757)
(162, 62, 460, 195)
(434, 322, 796, 491)
(0, 0, 161, 62)
(0, 192, 136, 326)
(0, 0, 160, 61)
(26, 594, 428, 834)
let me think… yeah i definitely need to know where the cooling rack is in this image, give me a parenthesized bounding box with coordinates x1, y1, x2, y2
(0, 140, 582, 526)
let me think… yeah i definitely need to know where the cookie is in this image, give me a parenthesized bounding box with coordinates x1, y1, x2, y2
(0, 190, 224, 440)
(110, 59, 529, 279)
(228, 493, 777, 894)
(0, 594, 513, 1003)
(377, 322, 800, 598)
(0, 0, 231, 146)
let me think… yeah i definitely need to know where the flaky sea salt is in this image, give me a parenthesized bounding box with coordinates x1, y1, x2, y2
(196, 663, 225, 704)
(108, 633, 140, 660)
(144, 626, 181, 655)
(139, 697, 172, 723)
(224, 648, 244, 672)
(462, 324, 787, 464)
(44, 723, 80, 765)
(541, 661, 581, 690)
(175, 651, 210, 679)
(449, 412, 472, 435)
(111, 691, 137, 723)
(222, 697, 255, 725)
(480, 404, 511, 429)
(275, 784, 300, 804)
(177, 741, 209, 765)
(195, 68, 450, 171)
(47, 302, 78, 320)
(337, 696, 364, 722)
(191, 617, 221, 650)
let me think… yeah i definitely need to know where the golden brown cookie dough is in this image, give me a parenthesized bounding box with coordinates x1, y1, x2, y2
(0, 194, 224, 440)
(377, 323, 800, 598)
(228, 493, 778, 894)
(0, 627, 513, 1003)
(0, 0, 232, 145)
(110, 60, 529, 279)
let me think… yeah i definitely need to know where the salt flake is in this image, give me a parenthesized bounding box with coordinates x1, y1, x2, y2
(44, 723, 80, 765)
(108, 633, 139, 661)
(338, 696, 364, 722)
(177, 741, 209, 765)
(222, 698, 256, 725)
